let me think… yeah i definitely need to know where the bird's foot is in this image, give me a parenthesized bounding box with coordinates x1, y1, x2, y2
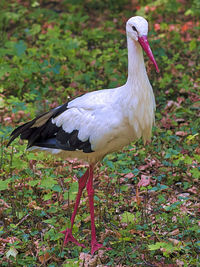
(61, 228, 85, 248)
(91, 240, 112, 255)
(91, 240, 103, 255)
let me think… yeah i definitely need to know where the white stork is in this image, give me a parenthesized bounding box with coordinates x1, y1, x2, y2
(7, 16, 159, 254)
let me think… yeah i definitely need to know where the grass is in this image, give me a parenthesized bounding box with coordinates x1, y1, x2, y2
(0, 0, 199, 266)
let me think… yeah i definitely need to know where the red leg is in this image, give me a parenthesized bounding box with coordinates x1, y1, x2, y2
(61, 168, 89, 248)
(86, 165, 104, 254)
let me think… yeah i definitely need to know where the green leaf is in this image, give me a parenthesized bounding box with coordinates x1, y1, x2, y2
(190, 168, 200, 179)
(148, 242, 174, 252)
(43, 192, 53, 201)
(62, 259, 79, 267)
(31, 1, 40, 8)
(0, 64, 11, 78)
(43, 218, 57, 225)
(105, 160, 115, 170)
(40, 177, 58, 189)
(52, 184, 62, 192)
(0, 179, 10, 190)
(121, 211, 134, 224)
(28, 179, 40, 187)
(29, 24, 41, 35)
(120, 185, 129, 192)
(69, 182, 78, 201)
(14, 40, 27, 56)
(189, 40, 196, 51)
(148, 242, 163, 250)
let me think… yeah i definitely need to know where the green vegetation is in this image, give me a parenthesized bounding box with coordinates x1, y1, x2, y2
(0, 0, 199, 266)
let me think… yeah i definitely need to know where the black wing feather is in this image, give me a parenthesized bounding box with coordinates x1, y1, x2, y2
(7, 102, 93, 153)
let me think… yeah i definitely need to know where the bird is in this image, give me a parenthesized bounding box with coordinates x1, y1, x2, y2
(7, 16, 159, 254)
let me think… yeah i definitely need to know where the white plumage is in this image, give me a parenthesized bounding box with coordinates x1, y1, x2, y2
(8, 16, 159, 254)
(27, 16, 157, 165)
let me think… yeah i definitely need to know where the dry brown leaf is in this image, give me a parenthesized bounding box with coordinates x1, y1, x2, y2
(165, 100, 179, 111)
(187, 186, 198, 194)
(79, 253, 98, 267)
(168, 229, 180, 236)
(168, 238, 181, 246)
(0, 199, 10, 208)
(84, 214, 91, 223)
(135, 186, 142, 206)
(175, 131, 188, 137)
(137, 175, 151, 187)
(99, 229, 121, 243)
(27, 201, 42, 210)
(38, 252, 51, 264)
(97, 249, 108, 262)
(129, 229, 144, 237)
(176, 259, 184, 266)
(138, 164, 149, 171)
(124, 172, 134, 178)
(161, 116, 173, 129)
(62, 199, 85, 210)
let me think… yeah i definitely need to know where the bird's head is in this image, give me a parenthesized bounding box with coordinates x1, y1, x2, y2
(126, 16, 159, 73)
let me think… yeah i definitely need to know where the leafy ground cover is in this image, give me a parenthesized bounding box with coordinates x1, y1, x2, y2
(0, 0, 199, 266)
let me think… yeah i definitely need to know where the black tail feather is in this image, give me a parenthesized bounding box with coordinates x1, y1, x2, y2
(7, 103, 68, 148)
(7, 120, 36, 147)
(7, 102, 93, 153)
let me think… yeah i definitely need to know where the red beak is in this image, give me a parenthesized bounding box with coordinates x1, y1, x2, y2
(138, 35, 159, 73)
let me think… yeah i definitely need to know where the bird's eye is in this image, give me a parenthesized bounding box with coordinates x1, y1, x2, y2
(132, 26, 137, 32)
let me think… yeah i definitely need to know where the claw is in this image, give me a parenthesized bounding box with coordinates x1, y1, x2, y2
(91, 240, 103, 254)
(61, 228, 85, 248)
(91, 240, 112, 254)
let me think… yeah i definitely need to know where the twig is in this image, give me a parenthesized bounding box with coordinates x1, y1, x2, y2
(59, 178, 66, 192)
(0, 137, 4, 169)
(16, 213, 30, 227)
(143, 259, 157, 267)
(9, 145, 14, 176)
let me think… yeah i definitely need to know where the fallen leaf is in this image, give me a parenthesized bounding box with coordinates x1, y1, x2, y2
(27, 201, 42, 210)
(181, 21, 193, 33)
(164, 100, 178, 111)
(138, 164, 148, 170)
(6, 247, 18, 259)
(172, 216, 177, 222)
(187, 186, 198, 194)
(79, 253, 98, 267)
(137, 175, 151, 187)
(0, 199, 10, 208)
(124, 172, 134, 178)
(175, 131, 188, 136)
(100, 229, 121, 243)
(135, 186, 142, 205)
(161, 116, 173, 129)
(154, 23, 160, 31)
(168, 229, 180, 236)
(168, 238, 181, 245)
(129, 229, 144, 237)
(39, 252, 51, 264)
(176, 259, 184, 266)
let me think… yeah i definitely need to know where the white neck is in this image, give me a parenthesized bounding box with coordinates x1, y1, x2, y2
(118, 34, 155, 144)
(125, 36, 148, 86)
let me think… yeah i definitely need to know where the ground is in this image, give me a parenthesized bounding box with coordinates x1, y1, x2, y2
(0, 0, 199, 266)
